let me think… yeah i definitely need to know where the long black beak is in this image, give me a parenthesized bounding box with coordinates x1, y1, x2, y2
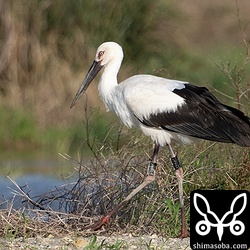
(70, 60, 103, 108)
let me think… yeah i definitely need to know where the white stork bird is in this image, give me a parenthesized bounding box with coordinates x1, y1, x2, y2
(70, 42, 250, 237)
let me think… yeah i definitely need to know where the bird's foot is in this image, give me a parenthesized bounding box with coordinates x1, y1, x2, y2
(83, 214, 111, 230)
(176, 205, 189, 238)
(177, 229, 189, 239)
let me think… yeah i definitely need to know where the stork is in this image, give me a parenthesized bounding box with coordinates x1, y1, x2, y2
(70, 42, 250, 237)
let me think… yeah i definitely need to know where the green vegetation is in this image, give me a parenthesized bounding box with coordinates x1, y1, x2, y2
(0, 0, 249, 241)
(83, 235, 125, 250)
(0, 0, 249, 153)
(0, 136, 249, 239)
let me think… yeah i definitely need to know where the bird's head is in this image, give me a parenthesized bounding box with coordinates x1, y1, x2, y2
(70, 42, 123, 108)
(95, 42, 123, 66)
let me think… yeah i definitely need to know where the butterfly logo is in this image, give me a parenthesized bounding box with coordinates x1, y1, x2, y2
(193, 193, 247, 241)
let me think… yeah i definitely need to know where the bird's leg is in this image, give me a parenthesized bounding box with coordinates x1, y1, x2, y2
(167, 144, 188, 238)
(84, 142, 160, 230)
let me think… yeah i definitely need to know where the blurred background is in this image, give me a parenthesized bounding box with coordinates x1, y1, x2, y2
(0, 0, 249, 191)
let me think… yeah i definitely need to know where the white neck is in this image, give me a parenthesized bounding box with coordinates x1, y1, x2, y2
(98, 59, 122, 107)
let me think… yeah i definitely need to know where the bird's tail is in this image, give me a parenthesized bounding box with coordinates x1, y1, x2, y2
(223, 105, 250, 147)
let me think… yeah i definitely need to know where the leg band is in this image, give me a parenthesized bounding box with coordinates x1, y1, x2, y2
(147, 161, 157, 176)
(171, 156, 182, 170)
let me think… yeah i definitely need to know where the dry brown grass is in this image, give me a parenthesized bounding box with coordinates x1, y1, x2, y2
(1, 133, 249, 238)
(0, 0, 249, 130)
(0, 209, 75, 238)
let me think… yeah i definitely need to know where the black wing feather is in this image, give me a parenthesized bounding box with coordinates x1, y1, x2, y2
(140, 84, 250, 146)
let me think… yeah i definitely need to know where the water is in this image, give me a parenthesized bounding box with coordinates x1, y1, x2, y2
(0, 151, 75, 210)
(0, 175, 66, 210)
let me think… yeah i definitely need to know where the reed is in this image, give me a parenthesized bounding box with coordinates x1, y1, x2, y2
(0, 0, 249, 151)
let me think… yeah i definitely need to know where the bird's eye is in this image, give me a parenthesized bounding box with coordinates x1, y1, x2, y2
(98, 51, 105, 59)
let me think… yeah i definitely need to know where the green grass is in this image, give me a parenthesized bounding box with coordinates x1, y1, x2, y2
(1, 43, 248, 154)
(0, 108, 37, 146)
(0, 1, 249, 154)
(0, 106, 120, 155)
(0, 135, 249, 239)
(83, 235, 125, 250)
